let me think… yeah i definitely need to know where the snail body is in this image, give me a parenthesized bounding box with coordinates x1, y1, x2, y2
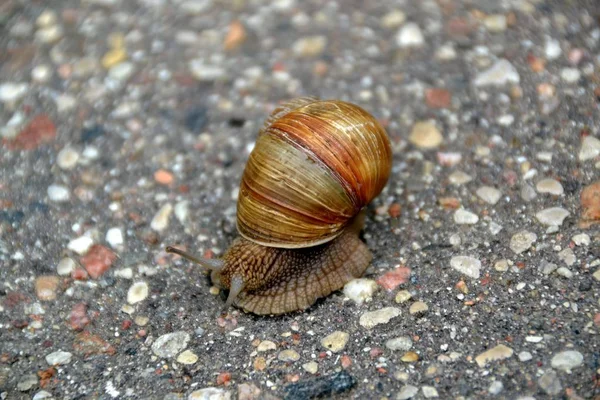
(167, 98, 391, 315)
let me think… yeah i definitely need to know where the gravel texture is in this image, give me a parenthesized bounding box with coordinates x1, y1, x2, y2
(1, 0, 600, 399)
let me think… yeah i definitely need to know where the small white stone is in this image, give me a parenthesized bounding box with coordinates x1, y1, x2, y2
(67, 236, 94, 255)
(476, 186, 502, 205)
(558, 248, 576, 266)
(32, 390, 54, 400)
(108, 62, 135, 81)
(396, 22, 424, 48)
(127, 281, 149, 304)
(488, 380, 504, 395)
(343, 278, 378, 305)
(359, 307, 401, 329)
(257, 340, 277, 352)
(556, 267, 573, 279)
(56, 257, 76, 276)
(47, 184, 70, 202)
(396, 385, 419, 400)
(189, 60, 226, 81)
(152, 331, 190, 358)
(475, 344, 513, 367)
(320, 331, 349, 353)
(536, 178, 564, 195)
(176, 350, 198, 365)
(422, 386, 439, 398)
(509, 231, 537, 254)
(474, 59, 520, 87)
(436, 43, 457, 60)
(35, 25, 64, 43)
(302, 361, 319, 374)
(174, 200, 190, 225)
(450, 256, 481, 279)
(579, 136, 600, 161)
(571, 233, 590, 246)
(497, 114, 514, 126)
(535, 207, 569, 226)
(449, 171, 473, 185)
(188, 387, 231, 400)
(560, 68, 581, 83)
(151, 203, 173, 232)
(385, 336, 413, 351)
(106, 227, 124, 248)
(31, 64, 52, 83)
(56, 147, 80, 170)
(551, 350, 584, 372)
(381, 10, 406, 29)
(0, 82, 28, 103)
(544, 38, 562, 60)
(518, 351, 533, 362)
(484, 15, 507, 32)
(114, 267, 133, 279)
(292, 36, 327, 57)
(520, 184, 537, 202)
(36, 10, 57, 27)
(454, 209, 479, 225)
(45, 350, 72, 365)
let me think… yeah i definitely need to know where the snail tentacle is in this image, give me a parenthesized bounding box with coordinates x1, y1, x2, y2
(165, 246, 224, 271)
(225, 274, 245, 308)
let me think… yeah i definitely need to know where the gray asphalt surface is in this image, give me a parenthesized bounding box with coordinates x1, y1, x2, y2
(1, 0, 600, 399)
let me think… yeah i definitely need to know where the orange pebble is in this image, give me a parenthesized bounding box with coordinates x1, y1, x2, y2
(154, 169, 174, 185)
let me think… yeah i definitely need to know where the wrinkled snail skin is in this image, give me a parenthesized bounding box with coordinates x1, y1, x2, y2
(166, 98, 392, 315)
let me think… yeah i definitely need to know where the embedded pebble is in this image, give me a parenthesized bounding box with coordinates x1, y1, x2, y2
(257, 340, 277, 352)
(127, 281, 149, 304)
(396, 385, 418, 400)
(302, 361, 319, 374)
(385, 336, 413, 351)
(47, 184, 70, 202)
(579, 136, 600, 161)
(45, 350, 72, 365)
(535, 207, 569, 226)
(105, 227, 124, 249)
(35, 276, 60, 301)
(476, 186, 502, 205)
(592, 269, 600, 281)
(188, 388, 231, 400)
(475, 344, 513, 367)
(538, 370, 562, 395)
(539, 261, 558, 275)
(151, 203, 173, 231)
(450, 256, 481, 279)
(0, 82, 28, 103)
(359, 307, 401, 329)
(409, 121, 443, 149)
(381, 10, 406, 29)
(108, 62, 135, 81)
(558, 248, 576, 266)
(292, 36, 327, 57)
(449, 171, 472, 185)
(454, 209, 478, 225)
(474, 59, 520, 86)
(518, 351, 532, 362)
(321, 331, 349, 353)
(189, 60, 226, 81)
(544, 38, 562, 60)
(395, 290, 412, 304)
(57, 257, 77, 276)
(488, 381, 504, 395)
(32, 65, 52, 83)
(551, 350, 583, 372)
(17, 374, 38, 391)
(176, 350, 198, 365)
(421, 386, 438, 398)
(68, 236, 94, 255)
(343, 278, 378, 305)
(56, 147, 80, 169)
(396, 23, 424, 48)
(32, 391, 54, 400)
(560, 68, 580, 83)
(556, 267, 573, 278)
(494, 259, 509, 272)
(152, 331, 190, 358)
(536, 178, 564, 195)
(409, 301, 428, 316)
(571, 233, 590, 246)
(278, 349, 300, 362)
(484, 15, 507, 32)
(509, 231, 537, 254)
(520, 184, 537, 202)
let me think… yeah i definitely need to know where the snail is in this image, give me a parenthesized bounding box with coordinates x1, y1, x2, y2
(166, 97, 392, 315)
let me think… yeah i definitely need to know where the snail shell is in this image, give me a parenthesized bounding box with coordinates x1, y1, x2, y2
(167, 98, 391, 315)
